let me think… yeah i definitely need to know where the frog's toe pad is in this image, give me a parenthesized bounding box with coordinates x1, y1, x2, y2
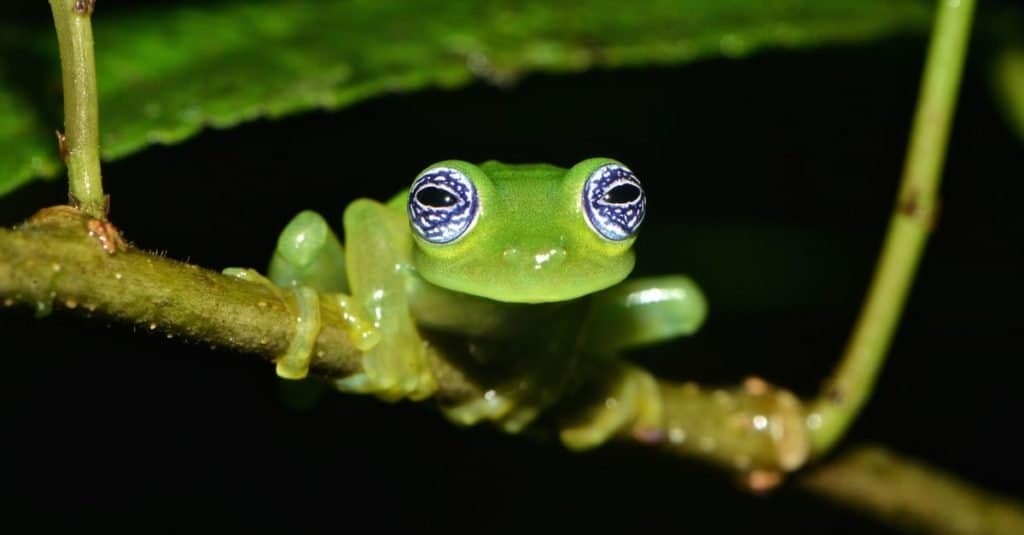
(333, 366, 436, 402)
(441, 383, 552, 433)
(442, 390, 513, 426)
(499, 405, 541, 434)
(560, 407, 629, 450)
(334, 373, 374, 393)
(560, 366, 663, 450)
(222, 267, 273, 285)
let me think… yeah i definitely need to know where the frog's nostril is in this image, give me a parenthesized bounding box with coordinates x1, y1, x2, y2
(530, 248, 567, 270)
(503, 247, 567, 270)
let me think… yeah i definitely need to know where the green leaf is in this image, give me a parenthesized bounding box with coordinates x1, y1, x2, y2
(0, 75, 61, 196)
(0, 0, 933, 197)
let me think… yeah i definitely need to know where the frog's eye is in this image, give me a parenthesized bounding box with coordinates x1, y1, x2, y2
(582, 164, 646, 241)
(408, 167, 480, 244)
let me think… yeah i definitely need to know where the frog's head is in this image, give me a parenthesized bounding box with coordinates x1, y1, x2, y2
(405, 158, 645, 303)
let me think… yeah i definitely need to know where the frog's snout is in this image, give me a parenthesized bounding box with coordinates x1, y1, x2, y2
(502, 246, 568, 271)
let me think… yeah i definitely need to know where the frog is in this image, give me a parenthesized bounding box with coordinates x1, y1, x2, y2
(227, 158, 706, 449)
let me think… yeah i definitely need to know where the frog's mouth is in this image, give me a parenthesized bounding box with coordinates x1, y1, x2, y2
(415, 248, 636, 304)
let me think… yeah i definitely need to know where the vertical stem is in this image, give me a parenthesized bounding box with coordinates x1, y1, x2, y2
(807, 0, 975, 455)
(49, 0, 105, 220)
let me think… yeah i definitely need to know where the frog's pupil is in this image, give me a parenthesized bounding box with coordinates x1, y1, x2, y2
(603, 184, 641, 204)
(416, 186, 457, 207)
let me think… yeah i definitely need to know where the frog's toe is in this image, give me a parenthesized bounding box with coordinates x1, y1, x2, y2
(404, 366, 437, 401)
(333, 348, 436, 402)
(371, 353, 436, 402)
(334, 372, 374, 393)
(560, 365, 662, 450)
(332, 294, 382, 352)
(442, 391, 514, 426)
(498, 405, 542, 434)
(372, 371, 426, 403)
(274, 286, 322, 380)
(560, 380, 636, 449)
(441, 380, 554, 433)
(222, 267, 273, 284)
(560, 404, 630, 450)
(222, 268, 322, 381)
(334, 371, 409, 401)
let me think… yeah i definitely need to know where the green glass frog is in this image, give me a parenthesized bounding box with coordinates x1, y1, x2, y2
(230, 158, 705, 449)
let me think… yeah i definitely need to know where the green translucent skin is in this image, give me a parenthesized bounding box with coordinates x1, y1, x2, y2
(263, 158, 707, 448)
(405, 159, 636, 303)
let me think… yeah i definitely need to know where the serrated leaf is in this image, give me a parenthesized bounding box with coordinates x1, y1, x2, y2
(0, 0, 933, 198)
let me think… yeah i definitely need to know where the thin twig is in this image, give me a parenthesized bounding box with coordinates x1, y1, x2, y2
(807, 0, 976, 454)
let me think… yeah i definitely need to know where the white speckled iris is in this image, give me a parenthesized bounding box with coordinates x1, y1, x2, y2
(582, 164, 646, 241)
(408, 167, 480, 244)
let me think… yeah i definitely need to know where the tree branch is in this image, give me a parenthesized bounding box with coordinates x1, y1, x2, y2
(4, 207, 1023, 532)
(0, 206, 480, 398)
(802, 445, 1024, 535)
(0, 205, 807, 473)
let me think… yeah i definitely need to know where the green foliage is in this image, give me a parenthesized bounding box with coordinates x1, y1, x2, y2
(0, 0, 933, 197)
(995, 44, 1024, 141)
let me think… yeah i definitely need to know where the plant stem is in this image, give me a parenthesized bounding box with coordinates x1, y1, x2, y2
(807, 0, 975, 454)
(49, 0, 106, 219)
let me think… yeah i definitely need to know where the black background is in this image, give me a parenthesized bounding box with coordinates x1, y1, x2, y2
(1, 2, 1022, 532)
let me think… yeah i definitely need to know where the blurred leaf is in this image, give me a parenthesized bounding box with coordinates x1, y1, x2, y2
(0, 0, 933, 197)
(994, 43, 1024, 143)
(0, 74, 61, 195)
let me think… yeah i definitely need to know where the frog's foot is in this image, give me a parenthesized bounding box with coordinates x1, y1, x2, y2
(441, 371, 564, 434)
(332, 294, 381, 352)
(333, 345, 437, 403)
(223, 268, 322, 380)
(332, 302, 435, 402)
(442, 389, 515, 428)
(560, 364, 663, 450)
(268, 210, 349, 293)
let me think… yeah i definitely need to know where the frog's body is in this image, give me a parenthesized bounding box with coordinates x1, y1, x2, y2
(242, 158, 706, 448)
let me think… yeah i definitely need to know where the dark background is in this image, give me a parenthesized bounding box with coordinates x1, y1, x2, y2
(2, 3, 1022, 532)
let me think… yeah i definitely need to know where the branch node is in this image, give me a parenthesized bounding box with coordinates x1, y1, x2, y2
(74, 0, 95, 16)
(898, 188, 921, 217)
(87, 217, 127, 254)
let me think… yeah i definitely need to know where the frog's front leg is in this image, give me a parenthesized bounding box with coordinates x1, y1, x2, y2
(333, 199, 437, 401)
(268, 210, 349, 293)
(583, 275, 706, 355)
(561, 275, 707, 449)
(227, 210, 377, 383)
(560, 362, 663, 450)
